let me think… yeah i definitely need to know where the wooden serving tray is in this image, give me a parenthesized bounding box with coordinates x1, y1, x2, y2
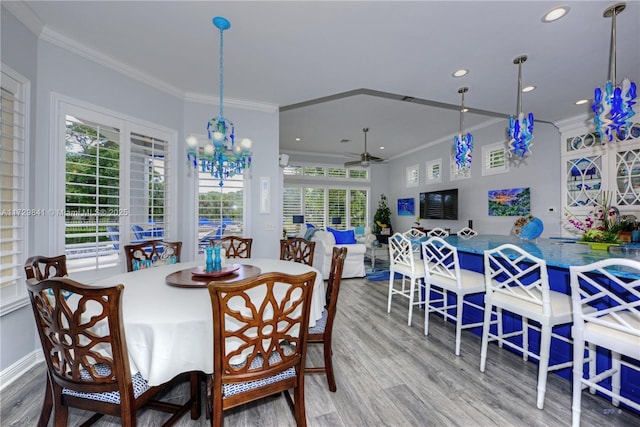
(165, 264, 261, 288)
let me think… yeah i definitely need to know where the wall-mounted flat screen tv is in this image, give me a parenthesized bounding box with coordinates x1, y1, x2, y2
(419, 189, 458, 220)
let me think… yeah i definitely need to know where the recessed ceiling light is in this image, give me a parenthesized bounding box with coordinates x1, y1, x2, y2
(452, 69, 469, 78)
(522, 85, 536, 93)
(295, 137, 301, 141)
(542, 6, 570, 23)
(461, 108, 469, 113)
(379, 146, 385, 150)
(575, 99, 589, 105)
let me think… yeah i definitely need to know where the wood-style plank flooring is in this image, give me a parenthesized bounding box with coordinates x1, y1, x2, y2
(2, 275, 639, 426)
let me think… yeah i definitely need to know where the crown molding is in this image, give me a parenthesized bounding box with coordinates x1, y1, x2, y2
(184, 92, 279, 113)
(2, 1, 44, 36)
(39, 26, 184, 99)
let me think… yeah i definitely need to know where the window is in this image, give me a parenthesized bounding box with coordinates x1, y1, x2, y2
(197, 172, 244, 253)
(59, 99, 174, 274)
(1, 65, 29, 313)
(483, 142, 509, 176)
(406, 164, 419, 188)
(426, 159, 442, 184)
(282, 161, 369, 233)
(282, 185, 369, 233)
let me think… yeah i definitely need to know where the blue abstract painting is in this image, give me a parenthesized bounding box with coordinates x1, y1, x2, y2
(398, 198, 415, 216)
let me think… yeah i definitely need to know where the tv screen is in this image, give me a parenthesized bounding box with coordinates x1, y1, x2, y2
(420, 189, 458, 220)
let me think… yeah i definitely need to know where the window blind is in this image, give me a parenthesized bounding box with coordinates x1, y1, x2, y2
(0, 70, 27, 310)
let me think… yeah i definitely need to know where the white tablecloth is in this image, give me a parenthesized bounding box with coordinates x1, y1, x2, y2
(93, 258, 325, 386)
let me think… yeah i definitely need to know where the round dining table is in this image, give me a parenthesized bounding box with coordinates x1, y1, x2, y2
(93, 258, 325, 386)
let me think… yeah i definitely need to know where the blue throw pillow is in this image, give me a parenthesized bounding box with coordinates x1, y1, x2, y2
(304, 227, 319, 240)
(306, 223, 316, 229)
(327, 227, 357, 244)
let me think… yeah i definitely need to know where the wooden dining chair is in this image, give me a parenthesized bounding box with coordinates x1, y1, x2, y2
(280, 238, 316, 266)
(569, 259, 640, 427)
(23, 255, 69, 426)
(24, 255, 68, 281)
(219, 236, 253, 259)
(26, 276, 199, 427)
(307, 247, 347, 392)
(123, 240, 182, 272)
(207, 271, 317, 427)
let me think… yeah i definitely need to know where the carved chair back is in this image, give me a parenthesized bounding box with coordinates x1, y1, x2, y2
(279, 238, 316, 266)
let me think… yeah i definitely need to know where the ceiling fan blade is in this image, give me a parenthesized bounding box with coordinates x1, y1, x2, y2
(344, 152, 363, 158)
(369, 155, 385, 162)
(344, 160, 366, 167)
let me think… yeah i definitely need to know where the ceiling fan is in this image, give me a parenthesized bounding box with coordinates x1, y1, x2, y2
(344, 128, 385, 168)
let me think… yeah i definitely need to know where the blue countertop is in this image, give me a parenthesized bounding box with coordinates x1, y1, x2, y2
(442, 234, 640, 278)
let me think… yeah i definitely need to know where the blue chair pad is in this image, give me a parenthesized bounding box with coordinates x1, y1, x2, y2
(62, 364, 149, 403)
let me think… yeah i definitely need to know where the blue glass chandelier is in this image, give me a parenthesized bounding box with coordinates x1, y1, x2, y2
(186, 16, 252, 187)
(454, 87, 473, 171)
(508, 55, 534, 159)
(593, 3, 636, 142)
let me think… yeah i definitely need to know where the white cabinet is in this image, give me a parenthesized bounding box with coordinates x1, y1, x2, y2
(559, 115, 640, 236)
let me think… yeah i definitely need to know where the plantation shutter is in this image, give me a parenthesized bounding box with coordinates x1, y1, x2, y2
(0, 68, 27, 310)
(328, 189, 346, 229)
(304, 188, 325, 228)
(282, 186, 303, 235)
(129, 130, 170, 242)
(64, 115, 121, 272)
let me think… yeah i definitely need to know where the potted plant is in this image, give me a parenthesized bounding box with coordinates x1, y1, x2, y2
(373, 194, 392, 235)
(564, 191, 621, 249)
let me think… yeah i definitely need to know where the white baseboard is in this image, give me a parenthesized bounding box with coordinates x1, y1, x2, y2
(0, 350, 43, 392)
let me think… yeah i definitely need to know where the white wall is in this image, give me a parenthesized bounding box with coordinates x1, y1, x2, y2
(388, 120, 562, 236)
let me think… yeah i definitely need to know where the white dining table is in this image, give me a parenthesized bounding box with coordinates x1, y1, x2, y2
(93, 258, 325, 386)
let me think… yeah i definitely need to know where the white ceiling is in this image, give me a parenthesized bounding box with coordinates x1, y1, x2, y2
(8, 1, 640, 162)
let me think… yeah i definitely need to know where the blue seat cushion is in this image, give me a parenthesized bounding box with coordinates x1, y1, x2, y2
(62, 364, 150, 403)
(223, 351, 296, 397)
(308, 309, 328, 335)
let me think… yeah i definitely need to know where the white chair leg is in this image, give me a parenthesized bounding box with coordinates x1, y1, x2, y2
(612, 351, 621, 407)
(455, 295, 463, 356)
(480, 302, 493, 372)
(571, 331, 585, 427)
(536, 324, 552, 410)
(442, 289, 448, 322)
(407, 278, 415, 326)
(387, 271, 394, 314)
(424, 283, 431, 336)
(588, 342, 596, 394)
(497, 307, 504, 349)
(523, 317, 529, 362)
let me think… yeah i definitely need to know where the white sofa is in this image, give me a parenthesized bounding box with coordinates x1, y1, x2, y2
(310, 230, 367, 279)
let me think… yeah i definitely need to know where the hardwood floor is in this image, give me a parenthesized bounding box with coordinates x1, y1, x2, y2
(2, 276, 638, 426)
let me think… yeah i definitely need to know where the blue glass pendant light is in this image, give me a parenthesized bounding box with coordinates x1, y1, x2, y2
(508, 55, 534, 159)
(186, 16, 252, 186)
(593, 2, 636, 142)
(454, 87, 473, 171)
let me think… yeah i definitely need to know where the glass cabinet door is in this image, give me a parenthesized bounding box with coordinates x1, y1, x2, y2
(615, 146, 640, 207)
(565, 155, 603, 208)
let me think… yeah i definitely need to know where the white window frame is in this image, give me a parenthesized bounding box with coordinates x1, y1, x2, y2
(482, 142, 509, 176)
(425, 159, 442, 184)
(283, 161, 370, 182)
(0, 64, 30, 314)
(406, 164, 419, 188)
(52, 94, 177, 280)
